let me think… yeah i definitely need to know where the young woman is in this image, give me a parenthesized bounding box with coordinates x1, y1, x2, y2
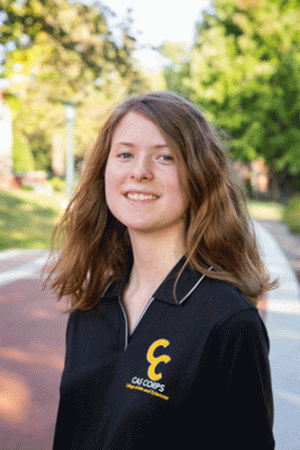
(49, 92, 276, 449)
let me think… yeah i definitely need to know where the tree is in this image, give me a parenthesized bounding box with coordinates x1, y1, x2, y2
(162, 0, 300, 197)
(0, 0, 148, 172)
(0, 0, 141, 93)
(159, 41, 190, 95)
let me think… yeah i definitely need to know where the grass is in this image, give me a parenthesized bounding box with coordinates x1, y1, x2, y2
(0, 189, 66, 250)
(283, 195, 300, 234)
(0, 190, 290, 251)
(247, 200, 284, 222)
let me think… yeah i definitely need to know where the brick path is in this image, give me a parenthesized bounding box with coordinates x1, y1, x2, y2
(0, 251, 68, 450)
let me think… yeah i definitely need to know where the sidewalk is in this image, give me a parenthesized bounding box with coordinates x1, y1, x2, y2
(0, 222, 299, 450)
(0, 249, 67, 450)
(254, 221, 300, 450)
(257, 219, 300, 283)
(254, 220, 300, 304)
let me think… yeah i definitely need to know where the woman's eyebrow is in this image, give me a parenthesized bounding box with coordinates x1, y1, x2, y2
(114, 142, 135, 147)
(114, 142, 169, 149)
(153, 144, 169, 149)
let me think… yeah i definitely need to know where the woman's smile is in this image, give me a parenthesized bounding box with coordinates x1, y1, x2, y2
(125, 191, 159, 201)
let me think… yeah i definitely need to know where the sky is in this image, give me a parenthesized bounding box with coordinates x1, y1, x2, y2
(102, 0, 212, 69)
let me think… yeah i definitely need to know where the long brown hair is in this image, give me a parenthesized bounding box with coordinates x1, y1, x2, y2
(45, 91, 276, 311)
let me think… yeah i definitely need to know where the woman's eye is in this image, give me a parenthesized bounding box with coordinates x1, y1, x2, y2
(158, 154, 174, 162)
(118, 152, 133, 159)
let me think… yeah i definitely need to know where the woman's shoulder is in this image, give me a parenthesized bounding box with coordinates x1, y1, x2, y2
(189, 272, 259, 323)
(203, 275, 253, 304)
(65, 306, 100, 337)
(194, 275, 269, 346)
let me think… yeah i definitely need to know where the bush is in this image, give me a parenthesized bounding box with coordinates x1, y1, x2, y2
(22, 184, 34, 191)
(13, 132, 35, 174)
(283, 195, 300, 234)
(49, 177, 66, 192)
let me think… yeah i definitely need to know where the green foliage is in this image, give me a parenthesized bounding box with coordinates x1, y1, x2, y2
(29, 130, 52, 171)
(0, 0, 148, 171)
(12, 131, 35, 174)
(247, 200, 284, 222)
(161, 0, 300, 190)
(49, 176, 65, 192)
(283, 195, 300, 234)
(0, 0, 141, 98)
(0, 189, 61, 249)
(160, 42, 190, 94)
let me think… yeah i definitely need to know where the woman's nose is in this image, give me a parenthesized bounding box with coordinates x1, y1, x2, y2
(130, 155, 154, 181)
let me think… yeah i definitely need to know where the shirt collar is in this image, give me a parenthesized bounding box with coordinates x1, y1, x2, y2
(102, 256, 207, 306)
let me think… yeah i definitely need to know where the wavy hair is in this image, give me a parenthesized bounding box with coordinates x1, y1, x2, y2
(45, 91, 276, 311)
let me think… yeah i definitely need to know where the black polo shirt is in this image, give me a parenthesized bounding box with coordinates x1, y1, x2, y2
(52, 258, 275, 449)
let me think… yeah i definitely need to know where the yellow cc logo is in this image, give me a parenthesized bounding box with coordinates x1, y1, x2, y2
(146, 339, 171, 381)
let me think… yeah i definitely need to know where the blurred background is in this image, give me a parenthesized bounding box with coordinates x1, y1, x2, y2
(0, 0, 300, 252)
(0, 0, 300, 449)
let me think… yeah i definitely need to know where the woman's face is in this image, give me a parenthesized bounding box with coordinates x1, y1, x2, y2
(104, 111, 188, 239)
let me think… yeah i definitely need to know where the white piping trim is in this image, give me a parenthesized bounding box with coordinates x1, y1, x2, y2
(117, 266, 213, 347)
(130, 296, 155, 336)
(179, 266, 213, 305)
(101, 281, 112, 298)
(118, 299, 129, 350)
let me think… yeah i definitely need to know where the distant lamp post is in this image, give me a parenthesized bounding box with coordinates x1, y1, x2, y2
(64, 102, 76, 199)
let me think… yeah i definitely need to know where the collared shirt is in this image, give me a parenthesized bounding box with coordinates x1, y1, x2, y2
(52, 258, 275, 449)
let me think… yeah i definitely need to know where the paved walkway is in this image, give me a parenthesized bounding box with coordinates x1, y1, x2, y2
(0, 221, 299, 450)
(0, 250, 67, 450)
(254, 221, 300, 450)
(258, 220, 300, 282)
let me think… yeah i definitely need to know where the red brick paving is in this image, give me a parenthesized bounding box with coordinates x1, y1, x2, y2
(0, 276, 68, 450)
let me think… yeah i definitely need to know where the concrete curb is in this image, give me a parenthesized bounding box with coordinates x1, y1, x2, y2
(254, 221, 300, 304)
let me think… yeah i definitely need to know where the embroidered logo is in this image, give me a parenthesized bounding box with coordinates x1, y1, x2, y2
(146, 339, 171, 381)
(126, 338, 171, 401)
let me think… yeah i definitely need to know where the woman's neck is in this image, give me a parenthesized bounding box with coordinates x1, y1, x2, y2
(127, 228, 186, 295)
